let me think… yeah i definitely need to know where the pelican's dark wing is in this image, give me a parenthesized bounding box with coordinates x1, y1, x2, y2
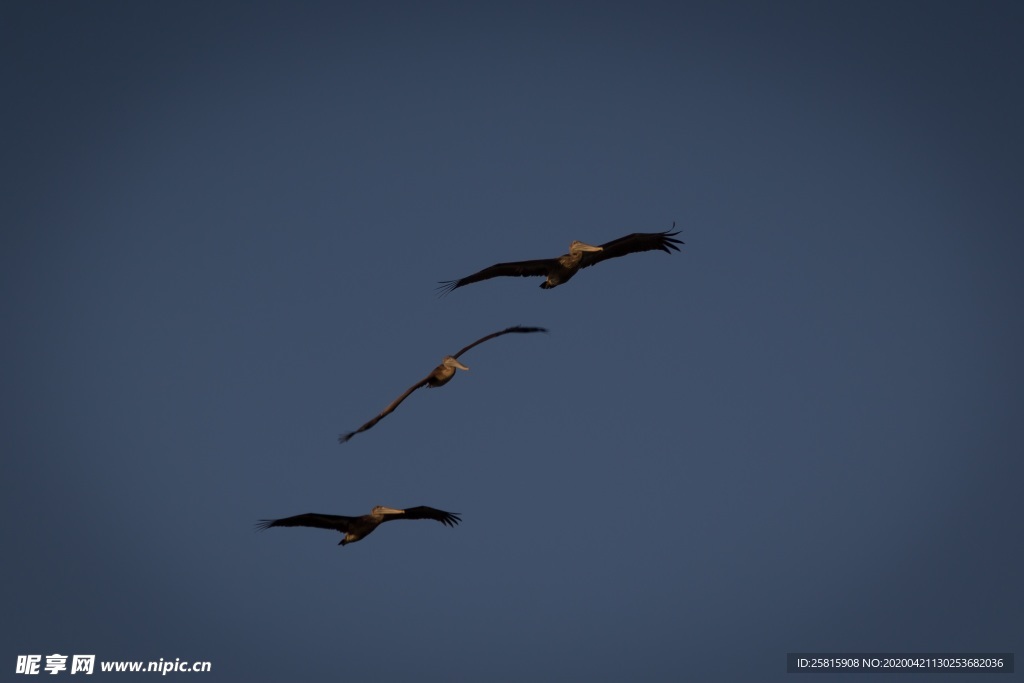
(255, 513, 357, 533)
(578, 227, 683, 269)
(451, 325, 548, 359)
(378, 506, 462, 527)
(437, 258, 560, 296)
(339, 375, 432, 443)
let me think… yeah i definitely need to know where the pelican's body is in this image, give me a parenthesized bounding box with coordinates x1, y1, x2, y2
(339, 325, 546, 443)
(426, 355, 468, 388)
(540, 241, 605, 289)
(256, 505, 461, 546)
(438, 226, 683, 294)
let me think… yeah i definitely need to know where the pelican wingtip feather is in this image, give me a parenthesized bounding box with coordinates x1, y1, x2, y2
(439, 511, 462, 527)
(435, 280, 460, 297)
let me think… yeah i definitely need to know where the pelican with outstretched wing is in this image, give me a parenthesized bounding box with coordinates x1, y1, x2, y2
(437, 224, 683, 294)
(256, 505, 461, 546)
(339, 325, 547, 443)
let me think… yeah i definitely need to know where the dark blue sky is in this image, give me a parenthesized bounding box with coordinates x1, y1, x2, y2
(3, 2, 1022, 680)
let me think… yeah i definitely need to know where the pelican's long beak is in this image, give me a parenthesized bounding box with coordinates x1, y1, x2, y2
(377, 506, 404, 515)
(453, 359, 469, 371)
(579, 242, 603, 252)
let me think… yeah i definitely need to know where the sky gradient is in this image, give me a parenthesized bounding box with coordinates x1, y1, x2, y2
(3, 2, 1022, 680)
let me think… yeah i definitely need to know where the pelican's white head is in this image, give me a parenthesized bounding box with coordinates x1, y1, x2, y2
(568, 240, 603, 255)
(441, 356, 470, 372)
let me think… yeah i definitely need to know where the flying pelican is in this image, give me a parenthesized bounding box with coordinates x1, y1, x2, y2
(437, 224, 683, 294)
(256, 505, 461, 546)
(339, 325, 547, 443)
